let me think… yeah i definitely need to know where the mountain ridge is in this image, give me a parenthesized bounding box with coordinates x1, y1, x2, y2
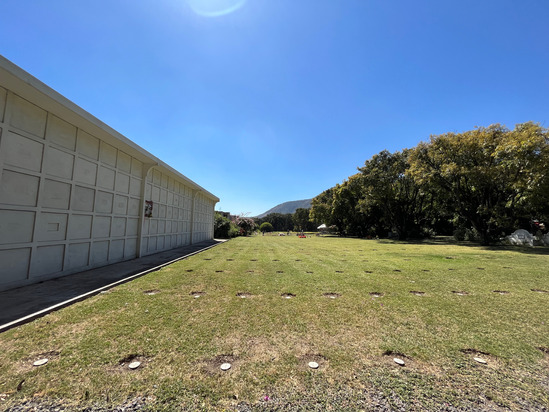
(257, 199, 312, 218)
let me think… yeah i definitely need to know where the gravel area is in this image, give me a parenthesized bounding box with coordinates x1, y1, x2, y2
(4, 397, 148, 412)
(4, 391, 548, 412)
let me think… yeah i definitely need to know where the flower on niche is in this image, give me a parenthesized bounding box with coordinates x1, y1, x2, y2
(264, 395, 270, 401)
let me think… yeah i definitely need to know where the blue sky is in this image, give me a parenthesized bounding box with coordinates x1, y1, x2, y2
(2, 0, 548, 216)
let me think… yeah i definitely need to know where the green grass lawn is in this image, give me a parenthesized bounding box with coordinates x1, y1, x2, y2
(1, 236, 548, 411)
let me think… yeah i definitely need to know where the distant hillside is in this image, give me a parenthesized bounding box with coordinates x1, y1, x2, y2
(257, 199, 312, 218)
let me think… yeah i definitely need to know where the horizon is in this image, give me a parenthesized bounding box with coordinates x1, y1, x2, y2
(2, 0, 548, 216)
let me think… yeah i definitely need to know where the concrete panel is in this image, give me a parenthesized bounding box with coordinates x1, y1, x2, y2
(44, 146, 74, 179)
(67, 242, 90, 269)
(158, 204, 166, 218)
(124, 238, 137, 258)
(42, 179, 71, 209)
(0, 248, 30, 283)
(167, 206, 173, 219)
(110, 239, 124, 261)
(152, 170, 161, 185)
(161, 174, 168, 188)
(131, 159, 142, 177)
(128, 197, 140, 216)
(74, 157, 97, 185)
(72, 185, 95, 212)
(113, 194, 128, 215)
(68, 214, 92, 240)
(0, 86, 6, 122)
(8, 93, 47, 138)
(117, 151, 131, 173)
(127, 218, 139, 236)
(1, 131, 44, 172)
(141, 237, 148, 253)
(158, 220, 166, 234)
(157, 236, 165, 250)
(167, 192, 174, 205)
(160, 189, 167, 203)
(0, 170, 39, 206)
(148, 236, 157, 252)
(129, 177, 141, 196)
(152, 186, 160, 202)
(95, 191, 113, 213)
(92, 216, 111, 238)
(142, 219, 149, 235)
(0, 210, 35, 244)
(77, 130, 99, 160)
(144, 183, 152, 199)
(168, 178, 174, 191)
(97, 166, 115, 190)
(149, 219, 158, 234)
(115, 173, 130, 193)
(36, 212, 67, 241)
(31, 244, 64, 277)
(46, 114, 77, 150)
(92, 240, 109, 264)
(99, 142, 117, 166)
(112, 217, 126, 237)
(166, 220, 172, 233)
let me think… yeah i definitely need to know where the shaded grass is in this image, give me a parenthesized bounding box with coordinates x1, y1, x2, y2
(0, 236, 548, 410)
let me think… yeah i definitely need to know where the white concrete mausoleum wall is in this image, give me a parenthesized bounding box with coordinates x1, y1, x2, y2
(0, 56, 218, 292)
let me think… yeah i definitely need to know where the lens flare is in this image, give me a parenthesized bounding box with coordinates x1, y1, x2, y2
(187, 0, 247, 17)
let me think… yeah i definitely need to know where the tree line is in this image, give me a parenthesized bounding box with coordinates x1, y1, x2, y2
(309, 122, 549, 244)
(214, 209, 319, 238)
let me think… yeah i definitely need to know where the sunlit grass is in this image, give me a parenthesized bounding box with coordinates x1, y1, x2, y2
(0, 236, 548, 410)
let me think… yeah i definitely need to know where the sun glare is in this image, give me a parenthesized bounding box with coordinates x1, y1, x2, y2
(186, 0, 247, 17)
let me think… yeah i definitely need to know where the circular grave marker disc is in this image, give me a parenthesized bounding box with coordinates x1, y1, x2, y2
(194, 295, 200, 298)
(473, 357, 487, 364)
(220, 363, 231, 371)
(308, 361, 319, 369)
(33, 358, 48, 366)
(393, 358, 405, 366)
(129, 361, 141, 369)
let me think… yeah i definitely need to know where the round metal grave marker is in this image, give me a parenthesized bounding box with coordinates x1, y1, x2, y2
(393, 358, 405, 366)
(473, 357, 487, 364)
(33, 358, 48, 367)
(308, 361, 319, 369)
(220, 363, 231, 371)
(129, 361, 141, 369)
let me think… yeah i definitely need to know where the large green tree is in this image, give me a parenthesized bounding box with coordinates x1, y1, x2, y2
(409, 122, 549, 244)
(310, 188, 335, 228)
(293, 208, 316, 231)
(358, 149, 431, 239)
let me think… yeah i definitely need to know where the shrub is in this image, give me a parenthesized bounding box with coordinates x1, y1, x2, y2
(260, 222, 274, 233)
(214, 212, 231, 239)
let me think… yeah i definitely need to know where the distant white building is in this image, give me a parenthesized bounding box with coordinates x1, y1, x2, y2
(0, 56, 219, 292)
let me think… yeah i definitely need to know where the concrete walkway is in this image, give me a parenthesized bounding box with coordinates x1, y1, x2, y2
(0, 239, 227, 332)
